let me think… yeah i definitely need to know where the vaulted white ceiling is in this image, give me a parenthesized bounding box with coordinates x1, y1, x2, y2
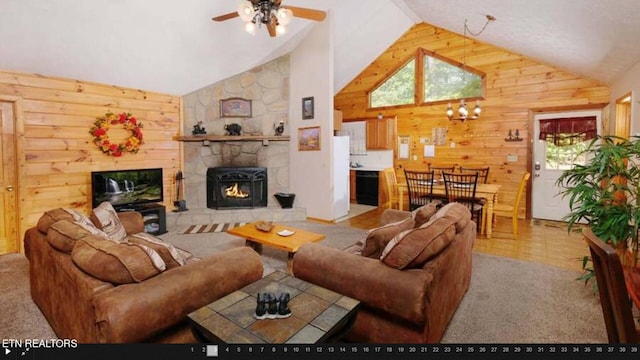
(1, 0, 639, 96)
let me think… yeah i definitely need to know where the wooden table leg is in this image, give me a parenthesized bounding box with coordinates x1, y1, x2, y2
(245, 240, 263, 254)
(286, 252, 295, 275)
(485, 194, 496, 239)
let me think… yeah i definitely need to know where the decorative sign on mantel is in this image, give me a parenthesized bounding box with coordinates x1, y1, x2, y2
(220, 98, 252, 118)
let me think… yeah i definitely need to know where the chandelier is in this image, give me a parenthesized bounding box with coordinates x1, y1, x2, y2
(447, 15, 495, 121)
(237, 0, 293, 36)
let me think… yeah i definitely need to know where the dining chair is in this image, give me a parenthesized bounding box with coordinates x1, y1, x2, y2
(493, 172, 530, 240)
(403, 169, 437, 211)
(429, 165, 456, 178)
(428, 165, 455, 203)
(583, 228, 639, 343)
(459, 166, 490, 184)
(442, 172, 484, 233)
(382, 167, 399, 209)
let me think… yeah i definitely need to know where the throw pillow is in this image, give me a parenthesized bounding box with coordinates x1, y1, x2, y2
(361, 216, 415, 259)
(380, 215, 457, 269)
(91, 202, 128, 242)
(126, 232, 189, 269)
(71, 235, 166, 284)
(411, 202, 438, 228)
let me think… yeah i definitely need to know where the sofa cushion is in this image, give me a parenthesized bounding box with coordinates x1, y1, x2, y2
(47, 219, 93, 254)
(126, 232, 189, 269)
(91, 202, 127, 242)
(380, 212, 458, 269)
(71, 235, 166, 284)
(411, 202, 438, 228)
(37, 208, 76, 234)
(361, 216, 415, 259)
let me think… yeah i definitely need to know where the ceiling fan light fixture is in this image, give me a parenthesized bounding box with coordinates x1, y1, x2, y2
(237, 1, 255, 22)
(244, 21, 257, 35)
(276, 8, 293, 26)
(276, 24, 287, 36)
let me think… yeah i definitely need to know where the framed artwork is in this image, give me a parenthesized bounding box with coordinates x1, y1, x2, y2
(432, 127, 447, 146)
(220, 98, 252, 118)
(298, 126, 321, 151)
(302, 97, 314, 119)
(398, 135, 410, 159)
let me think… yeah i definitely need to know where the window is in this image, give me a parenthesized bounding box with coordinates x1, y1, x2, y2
(545, 141, 588, 170)
(539, 117, 598, 170)
(370, 59, 415, 108)
(424, 56, 482, 102)
(369, 49, 485, 109)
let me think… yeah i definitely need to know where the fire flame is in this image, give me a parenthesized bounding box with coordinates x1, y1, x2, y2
(224, 183, 249, 198)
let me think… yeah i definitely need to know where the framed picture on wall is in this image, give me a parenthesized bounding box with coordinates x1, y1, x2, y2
(220, 98, 252, 118)
(302, 97, 314, 119)
(298, 126, 320, 151)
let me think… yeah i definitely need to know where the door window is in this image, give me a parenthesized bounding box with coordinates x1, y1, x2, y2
(544, 140, 587, 170)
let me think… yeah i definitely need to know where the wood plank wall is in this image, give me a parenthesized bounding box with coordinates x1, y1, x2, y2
(0, 70, 182, 248)
(334, 23, 610, 218)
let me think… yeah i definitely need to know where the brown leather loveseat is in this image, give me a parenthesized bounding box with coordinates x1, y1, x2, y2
(24, 206, 263, 343)
(292, 202, 475, 343)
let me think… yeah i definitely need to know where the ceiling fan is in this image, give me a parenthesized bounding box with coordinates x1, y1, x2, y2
(212, 0, 326, 37)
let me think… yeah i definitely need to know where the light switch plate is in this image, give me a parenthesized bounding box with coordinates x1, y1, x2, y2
(507, 154, 518, 162)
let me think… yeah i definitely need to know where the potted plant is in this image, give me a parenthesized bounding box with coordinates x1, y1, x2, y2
(556, 135, 640, 269)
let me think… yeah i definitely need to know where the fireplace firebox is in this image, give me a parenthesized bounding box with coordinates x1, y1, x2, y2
(207, 167, 267, 209)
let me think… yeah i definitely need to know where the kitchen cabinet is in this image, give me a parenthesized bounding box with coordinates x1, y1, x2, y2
(350, 169, 394, 206)
(333, 110, 343, 131)
(366, 117, 397, 150)
(349, 170, 356, 202)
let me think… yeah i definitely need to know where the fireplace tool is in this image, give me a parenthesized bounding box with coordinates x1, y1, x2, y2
(173, 171, 188, 212)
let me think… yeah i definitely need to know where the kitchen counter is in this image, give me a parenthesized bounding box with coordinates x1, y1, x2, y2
(350, 167, 386, 172)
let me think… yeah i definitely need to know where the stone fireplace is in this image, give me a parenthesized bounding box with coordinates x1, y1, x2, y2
(207, 167, 267, 209)
(167, 55, 305, 230)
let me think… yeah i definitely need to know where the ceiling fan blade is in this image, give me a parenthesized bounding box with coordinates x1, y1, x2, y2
(212, 12, 239, 22)
(267, 18, 277, 37)
(284, 6, 326, 21)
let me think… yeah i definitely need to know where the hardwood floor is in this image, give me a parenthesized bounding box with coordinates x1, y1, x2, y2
(338, 207, 588, 272)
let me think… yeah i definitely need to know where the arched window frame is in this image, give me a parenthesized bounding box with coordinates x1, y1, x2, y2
(368, 48, 487, 111)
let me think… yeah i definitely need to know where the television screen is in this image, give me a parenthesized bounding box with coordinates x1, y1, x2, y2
(91, 168, 163, 210)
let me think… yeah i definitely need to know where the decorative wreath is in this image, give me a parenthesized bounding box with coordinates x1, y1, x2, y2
(90, 112, 144, 157)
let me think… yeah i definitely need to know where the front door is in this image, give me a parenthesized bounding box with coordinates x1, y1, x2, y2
(0, 101, 18, 253)
(532, 110, 602, 221)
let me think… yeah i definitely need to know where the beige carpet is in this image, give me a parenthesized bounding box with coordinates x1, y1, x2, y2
(1, 221, 608, 343)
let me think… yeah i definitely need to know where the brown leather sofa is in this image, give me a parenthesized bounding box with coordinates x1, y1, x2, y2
(24, 208, 263, 343)
(292, 202, 475, 343)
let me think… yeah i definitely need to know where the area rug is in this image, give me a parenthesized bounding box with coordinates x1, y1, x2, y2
(179, 222, 246, 234)
(1, 221, 608, 343)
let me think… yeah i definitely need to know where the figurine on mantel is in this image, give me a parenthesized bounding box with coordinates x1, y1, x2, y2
(192, 121, 206, 135)
(274, 119, 285, 136)
(224, 123, 242, 136)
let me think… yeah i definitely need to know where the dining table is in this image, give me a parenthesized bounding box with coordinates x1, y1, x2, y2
(396, 181, 502, 238)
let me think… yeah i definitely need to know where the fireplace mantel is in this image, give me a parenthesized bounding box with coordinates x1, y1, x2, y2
(176, 135, 290, 145)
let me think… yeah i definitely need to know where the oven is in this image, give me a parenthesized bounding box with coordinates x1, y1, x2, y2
(355, 170, 379, 206)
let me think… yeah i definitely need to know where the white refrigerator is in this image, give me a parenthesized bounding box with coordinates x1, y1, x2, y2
(332, 136, 350, 220)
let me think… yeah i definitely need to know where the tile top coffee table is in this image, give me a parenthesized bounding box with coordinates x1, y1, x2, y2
(188, 271, 360, 344)
(226, 222, 325, 273)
